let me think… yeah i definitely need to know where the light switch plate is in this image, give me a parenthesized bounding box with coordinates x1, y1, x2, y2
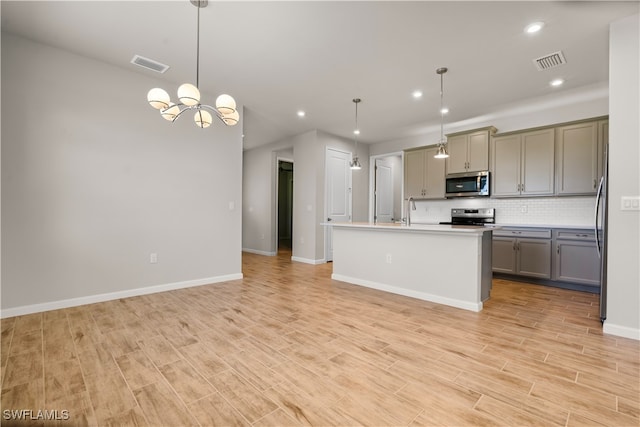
(620, 196, 640, 211)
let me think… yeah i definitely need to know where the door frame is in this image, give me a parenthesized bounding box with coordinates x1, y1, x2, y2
(324, 147, 353, 263)
(369, 151, 404, 223)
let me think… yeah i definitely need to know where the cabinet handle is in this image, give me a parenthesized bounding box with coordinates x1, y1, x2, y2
(522, 183, 525, 192)
(512, 231, 522, 235)
(513, 242, 517, 251)
(557, 245, 560, 254)
(593, 179, 597, 189)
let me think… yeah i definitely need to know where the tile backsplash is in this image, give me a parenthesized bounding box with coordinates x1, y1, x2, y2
(410, 196, 596, 226)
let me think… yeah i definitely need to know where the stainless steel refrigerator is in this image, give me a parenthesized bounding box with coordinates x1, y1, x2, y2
(596, 144, 609, 323)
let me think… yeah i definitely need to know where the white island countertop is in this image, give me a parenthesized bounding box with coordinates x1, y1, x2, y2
(325, 221, 497, 235)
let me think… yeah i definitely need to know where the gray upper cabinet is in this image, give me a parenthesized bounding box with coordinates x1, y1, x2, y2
(555, 120, 603, 195)
(404, 147, 445, 199)
(446, 127, 495, 174)
(491, 128, 555, 197)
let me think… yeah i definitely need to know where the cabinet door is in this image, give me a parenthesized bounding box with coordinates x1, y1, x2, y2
(517, 238, 551, 279)
(555, 240, 600, 286)
(446, 134, 469, 174)
(492, 237, 517, 274)
(404, 150, 426, 198)
(521, 129, 555, 196)
(556, 122, 598, 195)
(467, 130, 489, 172)
(424, 147, 446, 199)
(491, 135, 521, 196)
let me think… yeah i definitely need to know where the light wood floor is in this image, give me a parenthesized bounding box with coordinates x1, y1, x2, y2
(1, 249, 638, 426)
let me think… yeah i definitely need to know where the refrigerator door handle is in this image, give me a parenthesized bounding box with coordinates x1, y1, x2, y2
(594, 176, 604, 258)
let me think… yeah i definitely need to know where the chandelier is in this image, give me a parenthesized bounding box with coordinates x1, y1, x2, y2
(434, 67, 449, 159)
(350, 98, 362, 170)
(146, 0, 238, 128)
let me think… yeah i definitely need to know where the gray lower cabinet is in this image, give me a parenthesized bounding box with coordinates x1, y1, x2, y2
(492, 228, 552, 279)
(553, 229, 600, 287)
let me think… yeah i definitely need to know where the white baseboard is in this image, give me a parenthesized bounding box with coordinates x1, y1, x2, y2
(603, 321, 640, 340)
(242, 248, 277, 256)
(331, 273, 483, 312)
(291, 256, 326, 265)
(0, 273, 243, 319)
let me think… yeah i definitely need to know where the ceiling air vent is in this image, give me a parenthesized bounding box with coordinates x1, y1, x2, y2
(533, 51, 567, 71)
(130, 55, 169, 74)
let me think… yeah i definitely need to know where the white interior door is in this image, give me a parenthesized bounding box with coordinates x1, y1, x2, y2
(375, 158, 394, 223)
(326, 148, 352, 262)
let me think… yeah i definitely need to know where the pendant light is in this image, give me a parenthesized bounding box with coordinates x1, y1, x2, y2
(434, 67, 449, 159)
(350, 98, 362, 170)
(146, 0, 238, 128)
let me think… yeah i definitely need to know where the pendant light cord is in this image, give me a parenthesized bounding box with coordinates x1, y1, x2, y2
(196, 1, 201, 88)
(439, 72, 444, 142)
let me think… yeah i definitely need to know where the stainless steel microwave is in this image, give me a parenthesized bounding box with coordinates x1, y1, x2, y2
(445, 171, 490, 198)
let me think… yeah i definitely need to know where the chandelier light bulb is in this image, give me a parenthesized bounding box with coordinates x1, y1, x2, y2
(216, 94, 237, 115)
(178, 83, 201, 106)
(194, 109, 213, 128)
(161, 103, 180, 121)
(221, 110, 240, 126)
(147, 88, 171, 110)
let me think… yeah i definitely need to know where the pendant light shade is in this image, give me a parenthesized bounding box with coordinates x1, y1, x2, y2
(216, 94, 237, 115)
(221, 110, 240, 126)
(178, 83, 201, 107)
(147, 88, 171, 110)
(350, 157, 362, 170)
(146, 0, 238, 129)
(434, 144, 449, 159)
(161, 103, 180, 121)
(434, 67, 449, 159)
(194, 110, 213, 128)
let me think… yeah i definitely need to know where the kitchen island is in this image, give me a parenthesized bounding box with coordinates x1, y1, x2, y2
(328, 222, 494, 312)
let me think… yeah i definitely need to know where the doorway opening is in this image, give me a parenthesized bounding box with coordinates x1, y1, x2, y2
(370, 153, 403, 224)
(277, 160, 294, 252)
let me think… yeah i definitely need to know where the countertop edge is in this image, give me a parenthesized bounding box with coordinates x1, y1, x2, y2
(323, 222, 496, 234)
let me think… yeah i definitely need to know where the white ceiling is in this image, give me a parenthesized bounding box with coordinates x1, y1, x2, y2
(2, 1, 638, 150)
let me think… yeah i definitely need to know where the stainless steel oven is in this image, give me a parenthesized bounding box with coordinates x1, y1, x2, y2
(445, 171, 489, 198)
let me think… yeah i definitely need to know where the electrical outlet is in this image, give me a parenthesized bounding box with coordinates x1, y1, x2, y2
(386, 253, 392, 264)
(150, 253, 158, 264)
(520, 205, 528, 213)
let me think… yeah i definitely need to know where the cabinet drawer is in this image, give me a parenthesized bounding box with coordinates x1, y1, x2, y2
(554, 229, 595, 241)
(493, 228, 552, 239)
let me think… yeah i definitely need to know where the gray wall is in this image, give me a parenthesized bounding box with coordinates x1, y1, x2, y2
(1, 33, 243, 314)
(242, 129, 369, 263)
(605, 14, 640, 339)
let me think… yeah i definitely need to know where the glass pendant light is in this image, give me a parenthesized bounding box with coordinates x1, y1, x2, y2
(350, 98, 362, 170)
(434, 67, 449, 159)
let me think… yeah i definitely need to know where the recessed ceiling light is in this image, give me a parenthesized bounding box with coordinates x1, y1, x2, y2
(353, 129, 360, 135)
(412, 90, 423, 99)
(440, 107, 449, 114)
(297, 110, 306, 117)
(525, 21, 545, 34)
(550, 78, 564, 87)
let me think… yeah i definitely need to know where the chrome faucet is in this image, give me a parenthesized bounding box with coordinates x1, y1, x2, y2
(407, 197, 416, 226)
